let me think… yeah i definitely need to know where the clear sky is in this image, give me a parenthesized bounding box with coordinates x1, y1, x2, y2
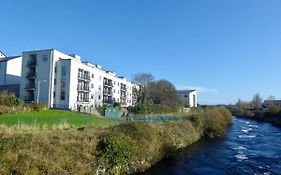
(1, 0, 281, 104)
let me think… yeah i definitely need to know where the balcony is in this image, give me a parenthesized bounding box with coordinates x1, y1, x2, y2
(104, 82, 113, 87)
(24, 96, 34, 102)
(77, 75, 90, 81)
(27, 61, 37, 67)
(121, 95, 127, 99)
(25, 84, 36, 90)
(103, 90, 113, 96)
(121, 89, 126, 92)
(26, 73, 36, 79)
(103, 99, 113, 104)
(77, 86, 90, 92)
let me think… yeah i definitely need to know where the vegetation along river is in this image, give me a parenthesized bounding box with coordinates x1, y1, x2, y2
(142, 117, 281, 175)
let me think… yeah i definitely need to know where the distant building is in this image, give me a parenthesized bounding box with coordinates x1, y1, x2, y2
(263, 100, 281, 108)
(0, 53, 22, 97)
(177, 90, 198, 107)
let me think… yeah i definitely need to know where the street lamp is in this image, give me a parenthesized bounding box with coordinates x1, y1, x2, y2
(37, 80, 47, 104)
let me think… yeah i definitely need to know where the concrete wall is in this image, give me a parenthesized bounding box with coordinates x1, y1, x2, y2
(6, 57, 22, 84)
(0, 57, 22, 85)
(178, 90, 198, 107)
(0, 62, 7, 85)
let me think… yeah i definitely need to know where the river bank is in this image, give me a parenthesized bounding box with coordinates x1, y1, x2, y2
(231, 109, 281, 127)
(0, 107, 232, 175)
(141, 117, 281, 175)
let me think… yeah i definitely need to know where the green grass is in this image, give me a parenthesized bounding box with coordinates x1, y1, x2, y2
(0, 110, 120, 127)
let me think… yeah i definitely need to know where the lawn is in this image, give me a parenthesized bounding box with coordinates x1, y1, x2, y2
(0, 110, 120, 127)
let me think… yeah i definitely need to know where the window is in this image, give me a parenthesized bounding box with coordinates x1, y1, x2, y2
(62, 66, 66, 77)
(91, 73, 94, 78)
(61, 81, 65, 88)
(60, 91, 65, 100)
(54, 79, 56, 85)
(99, 76, 102, 81)
(91, 83, 94, 88)
(91, 95, 94, 99)
(114, 89, 116, 93)
(53, 91, 56, 98)
(55, 66, 57, 73)
(98, 95, 101, 100)
(99, 85, 101, 90)
(42, 55, 48, 62)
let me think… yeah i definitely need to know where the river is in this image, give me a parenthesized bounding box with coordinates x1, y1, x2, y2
(141, 117, 281, 175)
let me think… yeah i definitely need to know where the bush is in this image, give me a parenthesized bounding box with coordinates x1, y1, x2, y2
(27, 103, 47, 111)
(269, 106, 281, 114)
(96, 134, 136, 173)
(0, 105, 14, 114)
(96, 106, 108, 116)
(192, 107, 233, 137)
(0, 91, 23, 107)
(128, 104, 180, 115)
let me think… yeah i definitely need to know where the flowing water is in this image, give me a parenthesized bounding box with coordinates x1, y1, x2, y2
(142, 117, 281, 175)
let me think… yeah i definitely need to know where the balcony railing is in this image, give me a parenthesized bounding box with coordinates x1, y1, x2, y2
(24, 97, 34, 102)
(27, 61, 37, 67)
(103, 99, 113, 104)
(26, 73, 36, 79)
(103, 90, 113, 96)
(121, 89, 127, 92)
(25, 84, 36, 90)
(77, 75, 90, 81)
(77, 86, 90, 91)
(104, 82, 113, 87)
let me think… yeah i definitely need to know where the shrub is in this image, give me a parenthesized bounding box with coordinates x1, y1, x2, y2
(96, 134, 136, 173)
(96, 106, 107, 116)
(27, 103, 47, 111)
(217, 107, 233, 125)
(269, 106, 281, 114)
(0, 105, 14, 114)
(128, 104, 180, 115)
(0, 91, 23, 107)
(199, 107, 232, 137)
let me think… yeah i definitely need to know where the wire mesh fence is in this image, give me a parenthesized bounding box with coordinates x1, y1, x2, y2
(111, 114, 192, 123)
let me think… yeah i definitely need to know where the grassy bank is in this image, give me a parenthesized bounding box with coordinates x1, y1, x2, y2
(0, 110, 120, 127)
(0, 107, 232, 175)
(232, 107, 281, 127)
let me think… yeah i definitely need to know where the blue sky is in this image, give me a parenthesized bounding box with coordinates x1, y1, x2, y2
(1, 0, 281, 104)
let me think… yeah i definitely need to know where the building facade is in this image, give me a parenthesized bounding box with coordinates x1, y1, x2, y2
(19, 49, 139, 110)
(263, 100, 281, 108)
(0, 52, 22, 97)
(177, 90, 198, 107)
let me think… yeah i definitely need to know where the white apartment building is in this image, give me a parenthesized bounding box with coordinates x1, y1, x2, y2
(177, 90, 198, 107)
(19, 49, 139, 110)
(0, 52, 22, 97)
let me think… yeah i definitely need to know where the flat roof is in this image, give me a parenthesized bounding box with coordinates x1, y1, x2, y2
(0, 56, 21, 62)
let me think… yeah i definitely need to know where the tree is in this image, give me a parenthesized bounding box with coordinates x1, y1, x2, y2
(250, 93, 263, 110)
(147, 79, 179, 106)
(132, 73, 155, 88)
(132, 73, 155, 104)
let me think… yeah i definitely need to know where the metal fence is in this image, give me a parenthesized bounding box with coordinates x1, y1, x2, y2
(113, 114, 192, 123)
